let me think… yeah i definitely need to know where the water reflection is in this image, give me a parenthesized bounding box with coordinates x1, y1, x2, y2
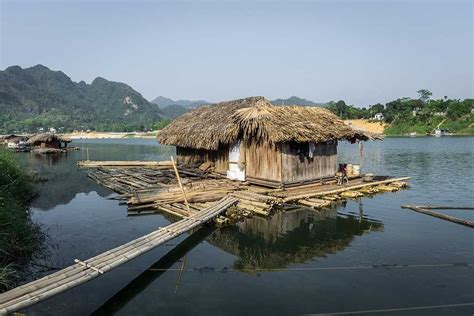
(92, 227, 215, 315)
(91, 204, 383, 314)
(208, 204, 383, 271)
(16, 140, 172, 211)
(18, 152, 111, 210)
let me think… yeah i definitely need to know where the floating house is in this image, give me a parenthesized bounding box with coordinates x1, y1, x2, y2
(2, 135, 29, 151)
(1, 134, 18, 146)
(7, 136, 29, 150)
(28, 134, 71, 153)
(158, 97, 378, 188)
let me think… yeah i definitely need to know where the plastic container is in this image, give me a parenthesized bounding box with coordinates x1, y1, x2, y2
(352, 164, 361, 176)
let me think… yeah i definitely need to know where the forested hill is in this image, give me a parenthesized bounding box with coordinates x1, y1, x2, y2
(0, 65, 167, 133)
(324, 90, 474, 135)
(271, 96, 326, 107)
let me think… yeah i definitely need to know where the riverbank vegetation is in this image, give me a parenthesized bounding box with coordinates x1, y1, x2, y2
(326, 90, 473, 135)
(0, 148, 43, 291)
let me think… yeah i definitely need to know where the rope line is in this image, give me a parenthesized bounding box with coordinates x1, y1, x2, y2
(305, 302, 474, 315)
(140, 262, 474, 272)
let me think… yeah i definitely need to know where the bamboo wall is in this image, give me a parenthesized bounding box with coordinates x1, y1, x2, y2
(176, 146, 229, 173)
(177, 141, 337, 187)
(281, 142, 337, 184)
(245, 142, 282, 183)
(39, 140, 62, 149)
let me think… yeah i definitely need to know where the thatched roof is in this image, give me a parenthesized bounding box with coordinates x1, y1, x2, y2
(0, 134, 17, 141)
(7, 136, 28, 143)
(27, 133, 71, 145)
(157, 96, 380, 150)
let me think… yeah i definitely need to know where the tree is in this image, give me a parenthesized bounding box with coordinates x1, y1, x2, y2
(417, 89, 432, 104)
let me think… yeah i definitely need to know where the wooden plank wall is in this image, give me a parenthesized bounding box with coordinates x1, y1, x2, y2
(176, 146, 229, 173)
(245, 142, 282, 182)
(281, 142, 337, 184)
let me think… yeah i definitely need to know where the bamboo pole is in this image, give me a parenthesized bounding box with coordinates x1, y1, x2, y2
(401, 205, 474, 228)
(415, 205, 474, 210)
(172, 156, 189, 216)
(283, 177, 411, 203)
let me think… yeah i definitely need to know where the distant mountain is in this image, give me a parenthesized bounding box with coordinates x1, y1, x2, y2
(150, 96, 209, 108)
(151, 95, 326, 119)
(271, 96, 327, 107)
(159, 104, 190, 119)
(0, 65, 165, 132)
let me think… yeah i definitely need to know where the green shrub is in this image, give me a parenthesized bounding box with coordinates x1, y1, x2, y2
(0, 148, 43, 291)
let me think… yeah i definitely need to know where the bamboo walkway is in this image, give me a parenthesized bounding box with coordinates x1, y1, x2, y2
(0, 196, 238, 315)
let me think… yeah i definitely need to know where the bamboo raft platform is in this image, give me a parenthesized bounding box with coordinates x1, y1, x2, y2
(0, 196, 238, 314)
(79, 160, 411, 219)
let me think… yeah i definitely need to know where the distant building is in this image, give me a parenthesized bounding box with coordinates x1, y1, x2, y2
(373, 113, 384, 121)
(49, 127, 57, 133)
(412, 108, 421, 116)
(28, 134, 71, 150)
(5, 135, 29, 150)
(433, 112, 446, 117)
(1, 134, 17, 145)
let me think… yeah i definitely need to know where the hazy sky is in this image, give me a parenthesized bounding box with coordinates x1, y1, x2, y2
(1, 0, 472, 106)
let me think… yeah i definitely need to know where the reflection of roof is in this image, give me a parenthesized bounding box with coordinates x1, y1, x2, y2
(28, 155, 110, 210)
(158, 96, 381, 150)
(207, 209, 383, 270)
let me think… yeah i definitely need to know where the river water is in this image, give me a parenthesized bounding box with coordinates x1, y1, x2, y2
(16, 137, 474, 315)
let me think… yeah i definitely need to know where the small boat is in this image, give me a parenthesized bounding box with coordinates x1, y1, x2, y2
(431, 128, 453, 137)
(409, 132, 417, 137)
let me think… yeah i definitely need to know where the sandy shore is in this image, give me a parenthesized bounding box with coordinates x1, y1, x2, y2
(344, 119, 387, 134)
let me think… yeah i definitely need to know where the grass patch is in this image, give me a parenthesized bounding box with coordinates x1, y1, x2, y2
(384, 114, 474, 135)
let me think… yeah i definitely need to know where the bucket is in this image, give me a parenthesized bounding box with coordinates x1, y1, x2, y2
(352, 164, 361, 176)
(346, 164, 353, 175)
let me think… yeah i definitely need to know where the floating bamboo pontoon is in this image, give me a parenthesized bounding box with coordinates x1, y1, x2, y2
(79, 160, 410, 219)
(0, 196, 238, 314)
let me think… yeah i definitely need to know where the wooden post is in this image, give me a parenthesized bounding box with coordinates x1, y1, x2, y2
(170, 156, 191, 216)
(86, 148, 90, 161)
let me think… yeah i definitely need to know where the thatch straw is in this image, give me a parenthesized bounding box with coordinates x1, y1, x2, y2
(27, 134, 71, 146)
(157, 96, 380, 150)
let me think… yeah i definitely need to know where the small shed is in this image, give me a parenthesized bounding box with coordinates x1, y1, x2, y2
(158, 97, 379, 188)
(27, 134, 71, 149)
(1, 134, 18, 145)
(6, 136, 29, 149)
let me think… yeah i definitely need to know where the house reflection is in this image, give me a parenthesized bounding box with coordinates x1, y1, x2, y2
(207, 204, 383, 270)
(20, 152, 112, 210)
(92, 204, 383, 314)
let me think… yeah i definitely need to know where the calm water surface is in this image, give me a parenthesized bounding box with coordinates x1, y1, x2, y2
(16, 137, 474, 315)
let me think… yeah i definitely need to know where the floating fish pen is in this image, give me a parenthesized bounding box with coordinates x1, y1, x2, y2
(79, 96, 410, 223)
